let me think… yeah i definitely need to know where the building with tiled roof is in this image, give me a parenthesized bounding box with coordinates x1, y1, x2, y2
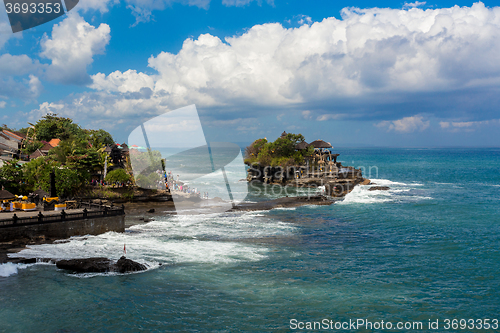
(48, 138, 60, 147)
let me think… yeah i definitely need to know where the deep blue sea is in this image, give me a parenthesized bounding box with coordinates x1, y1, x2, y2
(1, 148, 499, 332)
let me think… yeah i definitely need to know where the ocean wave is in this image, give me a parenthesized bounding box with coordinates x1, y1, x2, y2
(10, 212, 294, 268)
(338, 179, 432, 205)
(0, 262, 21, 277)
(0, 262, 46, 278)
(369, 179, 408, 186)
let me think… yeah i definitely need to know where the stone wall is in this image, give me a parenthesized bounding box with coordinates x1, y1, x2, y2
(0, 215, 125, 242)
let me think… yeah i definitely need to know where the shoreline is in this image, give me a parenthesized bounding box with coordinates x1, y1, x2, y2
(0, 194, 338, 264)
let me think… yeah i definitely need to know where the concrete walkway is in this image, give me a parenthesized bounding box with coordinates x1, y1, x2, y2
(0, 208, 87, 220)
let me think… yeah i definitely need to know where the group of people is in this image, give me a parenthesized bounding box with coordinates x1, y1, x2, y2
(164, 171, 208, 199)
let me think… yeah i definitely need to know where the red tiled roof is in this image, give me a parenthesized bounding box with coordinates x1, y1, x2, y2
(3, 130, 23, 141)
(48, 138, 60, 147)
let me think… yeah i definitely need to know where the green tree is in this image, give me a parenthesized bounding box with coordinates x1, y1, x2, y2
(244, 133, 314, 168)
(22, 156, 55, 192)
(85, 129, 115, 148)
(0, 160, 26, 193)
(21, 140, 44, 155)
(55, 168, 82, 197)
(34, 114, 84, 141)
(105, 169, 131, 187)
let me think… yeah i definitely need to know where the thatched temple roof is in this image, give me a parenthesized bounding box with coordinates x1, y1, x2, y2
(309, 140, 332, 149)
(295, 141, 310, 150)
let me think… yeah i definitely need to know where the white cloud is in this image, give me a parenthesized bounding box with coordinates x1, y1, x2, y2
(0, 54, 44, 76)
(28, 75, 43, 98)
(40, 13, 111, 85)
(0, 101, 6, 108)
(91, 70, 155, 93)
(28, 2, 500, 128)
(376, 115, 430, 133)
(296, 14, 312, 25)
(79, 3, 500, 112)
(403, 1, 426, 9)
(440, 119, 499, 132)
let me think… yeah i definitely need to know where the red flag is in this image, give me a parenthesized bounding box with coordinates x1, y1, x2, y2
(124, 244, 126, 255)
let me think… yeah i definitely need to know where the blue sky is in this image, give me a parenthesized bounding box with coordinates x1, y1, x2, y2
(1, 0, 500, 147)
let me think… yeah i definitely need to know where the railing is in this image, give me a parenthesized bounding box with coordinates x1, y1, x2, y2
(0, 202, 125, 228)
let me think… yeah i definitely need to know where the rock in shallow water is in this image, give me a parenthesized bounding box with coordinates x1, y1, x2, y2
(368, 186, 390, 191)
(56, 256, 147, 273)
(56, 258, 113, 273)
(115, 256, 147, 273)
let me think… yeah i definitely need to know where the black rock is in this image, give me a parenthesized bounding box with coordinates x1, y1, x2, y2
(147, 208, 155, 213)
(368, 186, 390, 191)
(56, 257, 113, 273)
(115, 256, 147, 273)
(56, 257, 147, 273)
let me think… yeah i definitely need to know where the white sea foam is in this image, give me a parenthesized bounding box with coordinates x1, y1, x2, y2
(0, 262, 38, 277)
(338, 179, 432, 205)
(0, 262, 20, 277)
(338, 185, 393, 205)
(369, 179, 407, 186)
(10, 212, 296, 269)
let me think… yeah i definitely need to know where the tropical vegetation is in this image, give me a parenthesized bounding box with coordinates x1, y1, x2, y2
(244, 133, 314, 167)
(0, 115, 118, 196)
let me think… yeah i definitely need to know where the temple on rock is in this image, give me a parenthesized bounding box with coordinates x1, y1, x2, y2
(245, 132, 367, 197)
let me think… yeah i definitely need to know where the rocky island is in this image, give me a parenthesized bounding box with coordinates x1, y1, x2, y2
(245, 131, 369, 197)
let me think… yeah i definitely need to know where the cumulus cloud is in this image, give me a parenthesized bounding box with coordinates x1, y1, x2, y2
(90, 70, 155, 93)
(29, 2, 500, 129)
(376, 115, 430, 133)
(40, 13, 111, 85)
(80, 3, 500, 116)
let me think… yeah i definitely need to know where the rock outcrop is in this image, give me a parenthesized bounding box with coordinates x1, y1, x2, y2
(368, 186, 390, 191)
(232, 195, 335, 211)
(115, 256, 147, 273)
(56, 256, 147, 273)
(56, 258, 113, 273)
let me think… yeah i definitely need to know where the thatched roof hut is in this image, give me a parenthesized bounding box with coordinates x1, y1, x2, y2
(32, 189, 49, 198)
(309, 140, 332, 149)
(0, 190, 16, 200)
(295, 141, 310, 150)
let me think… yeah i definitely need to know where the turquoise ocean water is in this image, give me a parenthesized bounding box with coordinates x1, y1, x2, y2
(0, 148, 499, 332)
